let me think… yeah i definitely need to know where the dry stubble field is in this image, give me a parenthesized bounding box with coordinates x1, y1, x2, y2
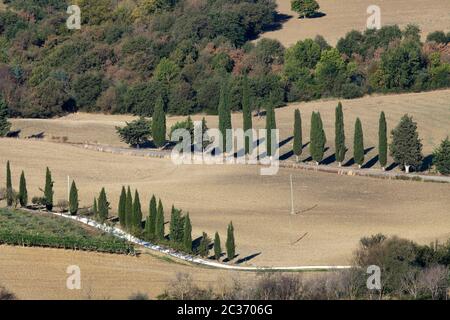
(261, 0, 450, 47)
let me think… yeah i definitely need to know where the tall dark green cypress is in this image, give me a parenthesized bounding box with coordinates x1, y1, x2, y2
(335, 102, 346, 166)
(214, 232, 222, 261)
(183, 213, 192, 253)
(170, 205, 183, 243)
(44, 167, 54, 211)
(132, 190, 142, 233)
(353, 118, 365, 168)
(310, 112, 326, 164)
(69, 180, 78, 215)
(18, 170, 27, 207)
(265, 98, 277, 157)
(118, 186, 126, 227)
(226, 222, 235, 261)
(293, 109, 303, 162)
(378, 111, 388, 170)
(97, 188, 109, 222)
(125, 186, 133, 229)
(155, 199, 165, 240)
(242, 76, 253, 154)
(92, 197, 98, 217)
(152, 95, 166, 148)
(218, 78, 232, 153)
(0, 95, 11, 137)
(6, 161, 13, 206)
(198, 232, 211, 258)
(147, 195, 157, 238)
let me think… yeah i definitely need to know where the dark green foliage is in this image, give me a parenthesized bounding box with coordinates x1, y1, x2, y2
(378, 112, 388, 169)
(335, 102, 346, 165)
(125, 186, 133, 228)
(118, 186, 126, 228)
(389, 115, 423, 173)
(116, 117, 152, 147)
(145, 195, 157, 239)
(183, 214, 192, 253)
(169, 205, 184, 244)
(18, 171, 27, 207)
(92, 197, 98, 217)
(69, 180, 78, 216)
(226, 222, 236, 261)
(214, 232, 222, 261)
(132, 190, 142, 233)
(293, 109, 303, 161)
(155, 199, 165, 240)
(0, 95, 11, 137)
(198, 232, 211, 258)
(353, 118, 364, 168)
(426, 31, 449, 44)
(242, 76, 253, 155)
(433, 137, 450, 175)
(218, 78, 232, 153)
(6, 161, 13, 207)
(43, 167, 53, 211)
(291, 0, 320, 18)
(97, 188, 109, 222)
(309, 112, 326, 164)
(265, 98, 277, 157)
(152, 96, 167, 148)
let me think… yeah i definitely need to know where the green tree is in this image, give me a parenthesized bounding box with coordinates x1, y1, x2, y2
(433, 137, 450, 175)
(0, 95, 11, 137)
(44, 167, 54, 211)
(146, 195, 157, 239)
(242, 76, 253, 155)
(198, 232, 211, 258)
(18, 171, 27, 207)
(92, 197, 98, 217)
(69, 180, 78, 216)
(155, 199, 165, 240)
(315, 48, 347, 95)
(152, 95, 167, 148)
(170, 205, 184, 243)
(116, 117, 152, 148)
(353, 118, 365, 168)
(218, 78, 232, 153)
(310, 112, 326, 164)
(97, 188, 109, 222)
(183, 214, 192, 253)
(132, 190, 142, 233)
(6, 161, 13, 206)
(266, 98, 277, 157)
(226, 222, 236, 261)
(389, 115, 423, 173)
(118, 186, 127, 228)
(125, 186, 133, 229)
(214, 232, 222, 261)
(379, 111, 388, 170)
(291, 0, 320, 19)
(154, 57, 180, 84)
(335, 102, 346, 166)
(293, 109, 303, 162)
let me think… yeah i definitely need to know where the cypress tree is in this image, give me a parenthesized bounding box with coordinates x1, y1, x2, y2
(353, 118, 365, 168)
(242, 76, 253, 154)
(183, 213, 192, 253)
(152, 95, 166, 148)
(378, 111, 388, 170)
(310, 112, 326, 164)
(214, 232, 222, 261)
(118, 186, 126, 227)
(18, 170, 27, 207)
(69, 180, 78, 216)
(132, 190, 142, 233)
(147, 195, 157, 238)
(6, 161, 13, 206)
(335, 102, 346, 166)
(97, 188, 109, 222)
(92, 197, 98, 217)
(125, 186, 133, 229)
(293, 109, 303, 162)
(389, 114, 423, 173)
(265, 98, 277, 157)
(44, 167, 54, 211)
(0, 95, 11, 137)
(155, 199, 165, 240)
(226, 222, 235, 261)
(170, 205, 184, 243)
(218, 78, 232, 153)
(433, 137, 450, 175)
(198, 232, 211, 258)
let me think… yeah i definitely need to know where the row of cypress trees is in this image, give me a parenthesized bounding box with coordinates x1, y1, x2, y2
(292, 102, 389, 170)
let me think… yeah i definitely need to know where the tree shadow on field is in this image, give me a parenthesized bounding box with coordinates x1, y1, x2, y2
(386, 162, 399, 171)
(362, 155, 379, 169)
(420, 154, 434, 172)
(279, 136, 293, 148)
(192, 236, 203, 252)
(261, 13, 293, 33)
(236, 252, 261, 265)
(322, 152, 336, 165)
(224, 254, 239, 263)
(344, 147, 375, 167)
(297, 12, 327, 20)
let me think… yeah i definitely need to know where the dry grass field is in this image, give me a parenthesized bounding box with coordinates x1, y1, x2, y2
(0, 245, 252, 300)
(261, 0, 450, 47)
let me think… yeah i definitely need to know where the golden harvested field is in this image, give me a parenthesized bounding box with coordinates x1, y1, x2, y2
(0, 245, 251, 300)
(261, 0, 450, 46)
(12, 89, 450, 163)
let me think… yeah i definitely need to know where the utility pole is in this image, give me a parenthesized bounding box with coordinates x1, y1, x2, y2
(290, 174, 295, 215)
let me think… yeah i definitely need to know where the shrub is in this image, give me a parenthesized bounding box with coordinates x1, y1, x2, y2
(433, 137, 450, 175)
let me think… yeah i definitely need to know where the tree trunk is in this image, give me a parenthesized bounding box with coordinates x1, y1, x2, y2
(338, 162, 342, 167)
(405, 165, 411, 174)
(296, 155, 299, 163)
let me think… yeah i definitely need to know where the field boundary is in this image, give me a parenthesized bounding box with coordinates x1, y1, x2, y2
(21, 208, 351, 272)
(78, 142, 450, 184)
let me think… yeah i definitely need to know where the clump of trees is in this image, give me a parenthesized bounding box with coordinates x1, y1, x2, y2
(291, 0, 320, 19)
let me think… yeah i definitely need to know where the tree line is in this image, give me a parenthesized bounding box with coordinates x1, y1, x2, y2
(1, 162, 238, 262)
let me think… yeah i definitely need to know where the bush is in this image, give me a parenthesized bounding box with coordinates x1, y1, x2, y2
(433, 137, 450, 175)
